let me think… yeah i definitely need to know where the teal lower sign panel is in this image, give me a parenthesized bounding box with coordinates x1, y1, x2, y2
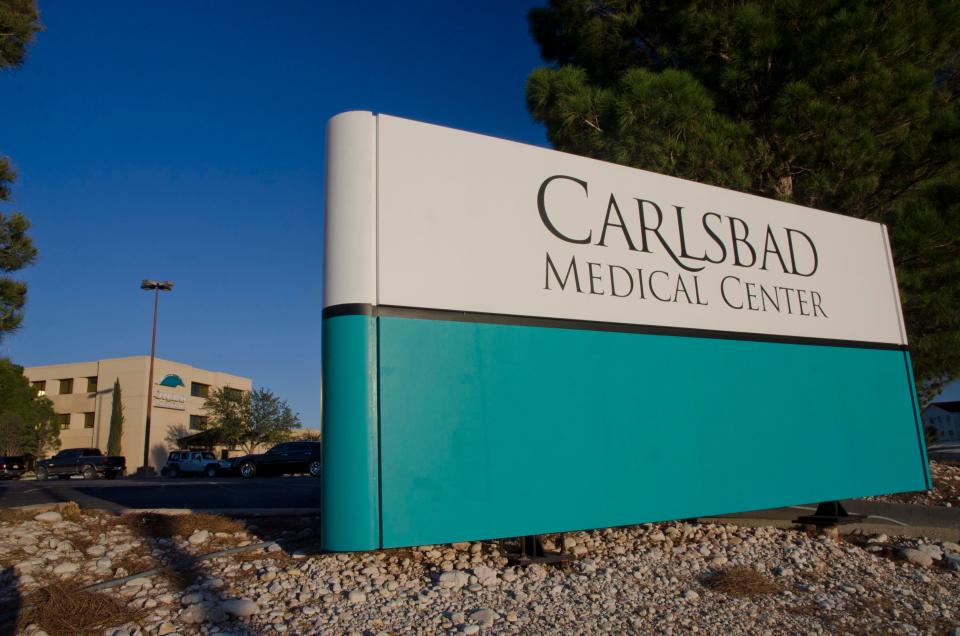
(322, 313, 929, 551)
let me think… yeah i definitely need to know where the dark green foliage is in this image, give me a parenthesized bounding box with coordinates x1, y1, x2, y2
(527, 1, 960, 404)
(0, 212, 37, 337)
(0, 357, 58, 456)
(883, 178, 960, 404)
(107, 379, 124, 456)
(0, 0, 40, 70)
(0, 0, 41, 342)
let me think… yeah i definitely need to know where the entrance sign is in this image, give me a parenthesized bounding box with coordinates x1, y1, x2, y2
(322, 111, 930, 551)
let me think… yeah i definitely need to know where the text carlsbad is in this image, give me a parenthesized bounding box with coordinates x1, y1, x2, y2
(538, 174, 829, 319)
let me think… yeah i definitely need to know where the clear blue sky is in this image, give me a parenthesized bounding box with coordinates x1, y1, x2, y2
(2, 0, 957, 427)
(0, 1, 550, 426)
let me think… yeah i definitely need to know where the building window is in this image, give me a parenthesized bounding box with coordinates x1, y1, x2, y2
(32, 380, 46, 396)
(86, 377, 98, 393)
(58, 414, 70, 430)
(224, 387, 243, 400)
(189, 415, 208, 430)
(191, 382, 210, 398)
(83, 412, 95, 429)
(59, 378, 74, 395)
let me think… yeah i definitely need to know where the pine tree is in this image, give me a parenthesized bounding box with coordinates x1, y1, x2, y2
(0, 1, 41, 341)
(526, 1, 960, 404)
(107, 379, 124, 456)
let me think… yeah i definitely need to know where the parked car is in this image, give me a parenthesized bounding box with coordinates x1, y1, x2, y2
(0, 456, 26, 479)
(36, 448, 125, 480)
(161, 450, 230, 478)
(233, 441, 322, 479)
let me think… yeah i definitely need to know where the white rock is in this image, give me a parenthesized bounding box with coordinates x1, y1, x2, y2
(900, 548, 934, 568)
(157, 622, 177, 635)
(469, 608, 497, 626)
(348, 590, 366, 604)
(462, 626, 480, 635)
(221, 598, 259, 617)
(33, 511, 62, 523)
(188, 530, 210, 545)
(472, 565, 498, 585)
(52, 562, 78, 575)
(86, 544, 107, 557)
(180, 604, 206, 624)
(180, 592, 203, 605)
(439, 570, 469, 589)
(916, 544, 943, 560)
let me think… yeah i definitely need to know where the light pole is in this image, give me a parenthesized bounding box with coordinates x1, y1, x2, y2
(140, 279, 174, 475)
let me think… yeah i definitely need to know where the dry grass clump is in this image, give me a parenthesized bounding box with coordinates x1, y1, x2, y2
(18, 583, 145, 636)
(700, 565, 782, 598)
(61, 501, 82, 521)
(120, 512, 245, 539)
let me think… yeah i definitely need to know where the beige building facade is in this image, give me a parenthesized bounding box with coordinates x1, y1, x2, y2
(23, 356, 252, 472)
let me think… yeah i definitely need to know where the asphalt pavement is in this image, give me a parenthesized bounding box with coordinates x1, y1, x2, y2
(2, 475, 957, 541)
(0, 475, 321, 513)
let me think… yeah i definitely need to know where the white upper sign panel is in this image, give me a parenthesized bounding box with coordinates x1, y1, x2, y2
(325, 112, 907, 346)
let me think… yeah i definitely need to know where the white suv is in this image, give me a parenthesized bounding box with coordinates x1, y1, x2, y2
(161, 450, 229, 478)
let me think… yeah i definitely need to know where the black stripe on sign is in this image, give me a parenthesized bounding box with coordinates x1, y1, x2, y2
(322, 303, 907, 352)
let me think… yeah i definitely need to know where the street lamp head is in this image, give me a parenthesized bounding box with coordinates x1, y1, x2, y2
(141, 279, 174, 291)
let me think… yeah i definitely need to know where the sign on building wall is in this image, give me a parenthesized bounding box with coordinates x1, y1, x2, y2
(153, 389, 185, 411)
(321, 112, 930, 552)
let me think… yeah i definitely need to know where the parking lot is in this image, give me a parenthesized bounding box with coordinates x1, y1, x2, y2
(0, 475, 321, 512)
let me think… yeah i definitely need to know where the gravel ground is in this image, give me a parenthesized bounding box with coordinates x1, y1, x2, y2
(2, 505, 959, 636)
(865, 461, 960, 508)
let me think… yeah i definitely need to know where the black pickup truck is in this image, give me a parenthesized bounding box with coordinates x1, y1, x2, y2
(36, 448, 125, 480)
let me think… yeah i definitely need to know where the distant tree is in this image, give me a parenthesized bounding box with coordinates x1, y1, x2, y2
(0, 357, 57, 456)
(0, 1, 41, 342)
(203, 387, 301, 454)
(0, 412, 29, 455)
(246, 388, 301, 454)
(106, 379, 124, 456)
(526, 1, 960, 405)
(201, 387, 246, 449)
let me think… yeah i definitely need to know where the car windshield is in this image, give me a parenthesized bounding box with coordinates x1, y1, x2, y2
(202, 452, 215, 460)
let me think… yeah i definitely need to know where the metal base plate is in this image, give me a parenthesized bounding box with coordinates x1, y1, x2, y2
(504, 535, 573, 566)
(793, 501, 866, 528)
